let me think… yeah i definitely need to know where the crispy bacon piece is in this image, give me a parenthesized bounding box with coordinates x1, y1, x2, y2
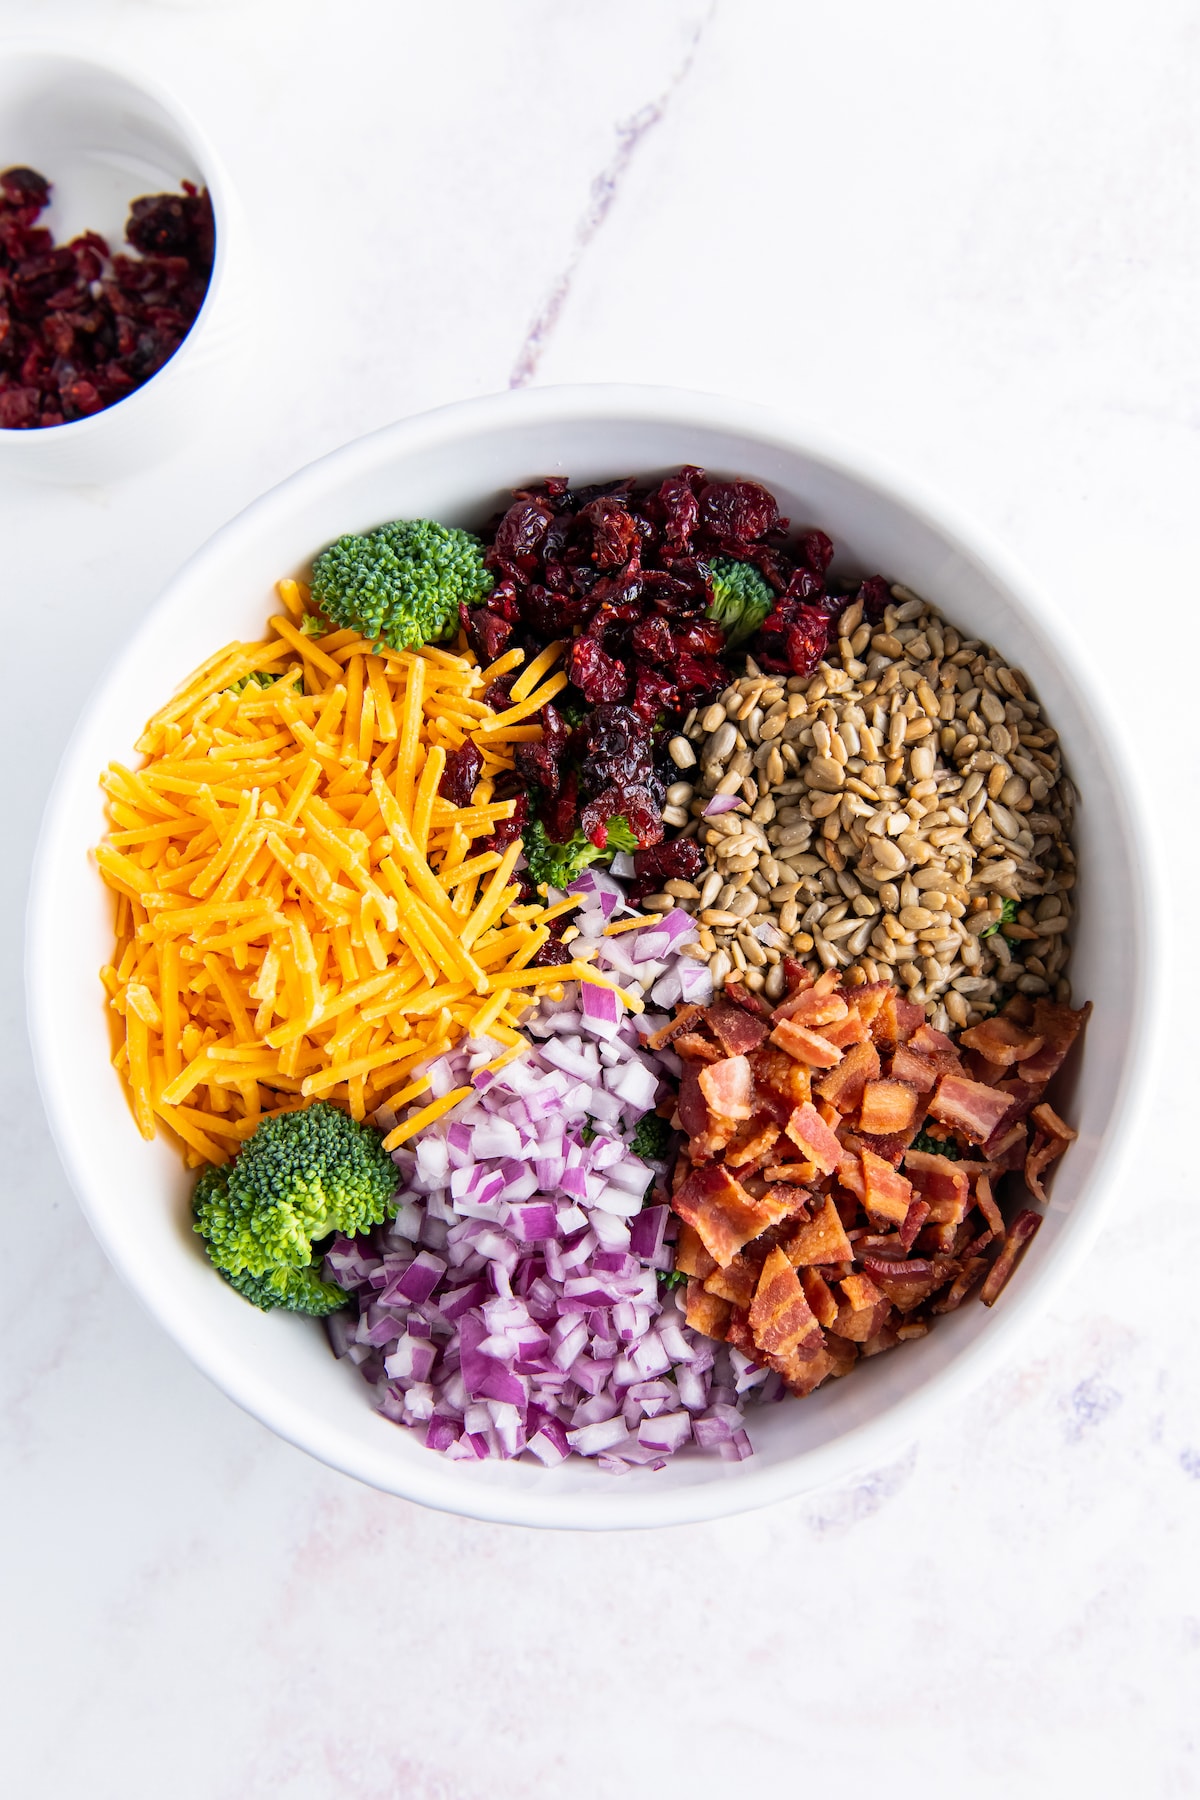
(768, 1342, 835, 1395)
(932, 1256, 987, 1313)
(960, 1012, 1046, 1069)
(927, 1073, 1015, 1144)
(674, 1162, 801, 1268)
(723, 980, 773, 1020)
(859, 1079, 920, 1135)
(784, 1195, 854, 1265)
(872, 988, 925, 1048)
(698, 1053, 754, 1120)
(684, 1278, 731, 1338)
(750, 1246, 822, 1358)
(907, 1023, 963, 1075)
(704, 1252, 758, 1308)
(859, 1254, 940, 1313)
(889, 1044, 938, 1091)
(769, 1017, 843, 1068)
(723, 1116, 780, 1171)
(763, 1160, 817, 1184)
(800, 1266, 839, 1327)
(898, 1197, 931, 1252)
(841, 1271, 884, 1311)
(822, 1334, 859, 1378)
(896, 1320, 930, 1342)
(904, 1149, 970, 1225)
(677, 1064, 709, 1139)
(647, 1003, 705, 1050)
(821, 1009, 873, 1049)
(674, 1221, 717, 1279)
(829, 1267, 891, 1340)
(785, 1101, 842, 1175)
(861, 1147, 913, 1227)
(704, 998, 769, 1056)
(980, 1208, 1042, 1305)
(1024, 1102, 1077, 1201)
(861, 1319, 901, 1357)
(814, 1039, 880, 1112)
(1016, 999, 1092, 1085)
(974, 1172, 1005, 1237)
(674, 1031, 723, 1064)
(772, 987, 849, 1029)
(747, 1045, 813, 1122)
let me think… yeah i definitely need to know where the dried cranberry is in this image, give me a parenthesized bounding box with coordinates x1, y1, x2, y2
(699, 480, 781, 546)
(481, 786, 529, 856)
(672, 619, 726, 659)
(482, 672, 517, 711)
(632, 838, 702, 885)
(631, 666, 678, 721)
(1, 166, 50, 209)
(581, 494, 639, 569)
(630, 615, 674, 663)
(438, 741, 483, 808)
(567, 636, 627, 704)
(0, 385, 39, 428)
(785, 607, 830, 676)
(539, 769, 579, 843)
(857, 575, 891, 622)
(530, 933, 573, 968)
(491, 497, 553, 573)
(798, 529, 835, 576)
(462, 605, 513, 664)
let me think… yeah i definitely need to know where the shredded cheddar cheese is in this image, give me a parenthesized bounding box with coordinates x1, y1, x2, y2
(95, 589, 551, 1166)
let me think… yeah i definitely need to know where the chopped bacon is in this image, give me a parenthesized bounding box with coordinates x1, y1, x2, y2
(677, 1064, 710, 1139)
(684, 1278, 731, 1338)
(980, 1209, 1042, 1305)
(927, 1073, 1015, 1144)
(704, 1252, 758, 1309)
(674, 1222, 717, 1279)
(820, 1010, 873, 1049)
(904, 1149, 970, 1224)
(723, 1116, 781, 1171)
(768, 1342, 835, 1395)
(772, 987, 849, 1028)
(747, 1045, 813, 1120)
(674, 1162, 801, 1268)
(800, 1266, 839, 1327)
(873, 988, 925, 1048)
(960, 1012, 1046, 1069)
(860, 1254, 940, 1312)
(763, 1161, 817, 1185)
(979, 1079, 1042, 1156)
(932, 1256, 987, 1313)
(836, 1152, 866, 1202)
(814, 1039, 881, 1112)
(888, 1044, 939, 1091)
(750, 1246, 822, 1357)
(896, 1320, 930, 1342)
(859, 1079, 920, 1135)
(784, 1195, 854, 1265)
(723, 980, 774, 1020)
(785, 1101, 842, 1175)
(769, 1017, 844, 1068)
(840, 1271, 884, 1311)
(674, 1031, 724, 1064)
(861, 1147, 913, 1226)
(646, 1003, 705, 1050)
(899, 1197, 931, 1252)
(823, 1334, 859, 1378)
(691, 1111, 741, 1162)
(974, 1172, 1005, 1237)
(861, 1319, 901, 1357)
(698, 1054, 754, 1120)
(1016, 999, 1092, 1085)
(907, 1023, 964, 1075)
(724, 1309, 757, 1357)
(829, 1293, 891, 1342)
(1024, 1102, 1077, 1201)
(704, 998, 769, 1056)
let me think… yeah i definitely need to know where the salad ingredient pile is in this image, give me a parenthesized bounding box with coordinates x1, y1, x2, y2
(93, 466, 1091, 1474)
(0, 165, 214, 429)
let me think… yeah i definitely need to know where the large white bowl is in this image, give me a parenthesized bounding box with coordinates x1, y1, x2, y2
(26, 386, 1157, 1528)
(0, 45, 250, 484)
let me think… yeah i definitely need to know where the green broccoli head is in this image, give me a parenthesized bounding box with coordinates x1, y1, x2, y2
(310, 518, 493, 652)
(220, 1262, 351, 1316)
(980, 898, 1019, 940)
(630, 1110, 672, 1162)
(910, 1128, 962, 1161)
(192, 1102, 397, 1313)
(521, 815, 636, 890)
(705, 556, 775, 648)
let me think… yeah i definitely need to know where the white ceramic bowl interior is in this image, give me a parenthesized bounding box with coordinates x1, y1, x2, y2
(27, 386, 1155, 1528)
(0, 46, 249, 484)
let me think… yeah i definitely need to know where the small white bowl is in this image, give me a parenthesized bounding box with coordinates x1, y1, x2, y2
(0, 45, 249, 484)
(26, 386, 1159, 1528)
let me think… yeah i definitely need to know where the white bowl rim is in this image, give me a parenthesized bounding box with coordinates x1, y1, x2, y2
(0, 39, 234, 443)
(26, 382, 1163, 1528)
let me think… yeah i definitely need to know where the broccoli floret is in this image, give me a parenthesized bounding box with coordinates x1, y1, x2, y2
(980, 898, 1019, 940)
(220, 1263, 351, 1316)
(227, 669, 277, 694)
(310, 518, 493, 652)
(658, 1268, 688, 1291)
(522, 815, 636, 890)
(192, 1102, 397, 1314)
(630, 1111, 672, 1162)
(910, 1129, 962, 1161)
(705, 555, 775, 648)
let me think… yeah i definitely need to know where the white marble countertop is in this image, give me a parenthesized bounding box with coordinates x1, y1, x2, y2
(3, 1, 1198, 1792)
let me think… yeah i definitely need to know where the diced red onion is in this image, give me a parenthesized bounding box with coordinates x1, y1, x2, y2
(703, 793, 743, 816)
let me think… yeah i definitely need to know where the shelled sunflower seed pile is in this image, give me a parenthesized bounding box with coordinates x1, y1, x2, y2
(649, 588, 1076, 1032)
